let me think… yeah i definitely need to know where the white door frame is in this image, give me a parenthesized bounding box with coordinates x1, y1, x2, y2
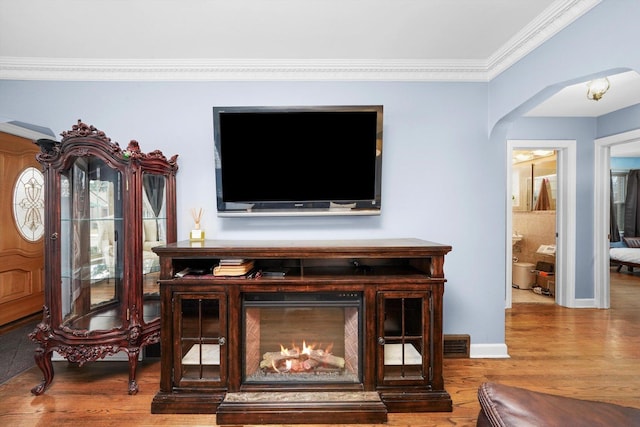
(594, 129, 640, 309)
(506, 140, 577, 308)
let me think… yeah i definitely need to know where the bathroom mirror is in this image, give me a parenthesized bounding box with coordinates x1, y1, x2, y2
(512, 152, 557, 212)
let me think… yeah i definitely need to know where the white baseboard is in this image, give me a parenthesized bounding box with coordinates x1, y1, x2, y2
(573, 298, 596, 308)
(470, 343, 510, 358)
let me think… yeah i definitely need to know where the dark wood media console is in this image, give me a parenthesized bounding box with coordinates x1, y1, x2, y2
(151, 238, 452, 424)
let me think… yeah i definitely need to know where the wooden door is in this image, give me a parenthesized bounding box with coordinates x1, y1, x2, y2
(0, 131, 44, 326)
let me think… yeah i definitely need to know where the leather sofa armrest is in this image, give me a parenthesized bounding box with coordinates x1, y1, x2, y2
(477, 382, 640, 427)
(476, 407, 491, 427)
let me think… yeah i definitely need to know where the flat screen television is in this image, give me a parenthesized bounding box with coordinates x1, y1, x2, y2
(213, 105, 383, 216)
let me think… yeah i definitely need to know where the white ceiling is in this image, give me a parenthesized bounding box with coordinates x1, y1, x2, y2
(0, 0, 559, 62)
(1, 0, 639, 119)
(0, 0, 599, 81)
(525, 70, 640, 118)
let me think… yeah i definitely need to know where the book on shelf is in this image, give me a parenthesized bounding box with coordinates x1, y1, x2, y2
(218, 258, 249, 266)
(213, 260, 255, 276)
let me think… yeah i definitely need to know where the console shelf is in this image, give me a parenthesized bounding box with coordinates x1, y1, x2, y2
(151, 238, 452, 423)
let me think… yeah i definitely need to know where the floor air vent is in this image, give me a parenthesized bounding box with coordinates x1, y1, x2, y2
(444, 334, 470, 358)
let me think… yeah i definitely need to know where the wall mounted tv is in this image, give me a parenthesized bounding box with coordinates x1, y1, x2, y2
(213, 105, 383, 216)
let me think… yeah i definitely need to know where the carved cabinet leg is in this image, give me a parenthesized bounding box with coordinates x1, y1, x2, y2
(127, 348, 140, 395)
(31, 347, 54, 396)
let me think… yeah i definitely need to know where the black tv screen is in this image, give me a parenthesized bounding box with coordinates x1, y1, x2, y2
(213, 105, 383, 216)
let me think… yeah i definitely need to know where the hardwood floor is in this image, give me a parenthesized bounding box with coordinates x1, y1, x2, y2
(1, 269, 639, 426)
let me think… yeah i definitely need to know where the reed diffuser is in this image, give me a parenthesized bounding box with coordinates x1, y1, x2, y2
(189, 208, 205, 242)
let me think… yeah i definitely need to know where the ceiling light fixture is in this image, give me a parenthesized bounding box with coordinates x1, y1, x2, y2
(513, 153, 533, 163)
(532, 150, 554, 157)
(586, 77, 610, 101)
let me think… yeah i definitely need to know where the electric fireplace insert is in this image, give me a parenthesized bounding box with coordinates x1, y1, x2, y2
(243, 292, 363, 386)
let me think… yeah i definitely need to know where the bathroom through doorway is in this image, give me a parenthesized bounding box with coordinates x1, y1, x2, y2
(506, 139, 577, 309)
(511, 149, 557, 304)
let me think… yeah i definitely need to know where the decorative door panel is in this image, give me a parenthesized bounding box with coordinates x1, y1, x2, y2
(0, 131, 44, 326)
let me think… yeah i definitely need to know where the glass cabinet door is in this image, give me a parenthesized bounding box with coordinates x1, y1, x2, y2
(377, 291, 431, 385)
(60, 156, 123, 331)
(174, 293, 227, 387)
(141, 173, 166, 324)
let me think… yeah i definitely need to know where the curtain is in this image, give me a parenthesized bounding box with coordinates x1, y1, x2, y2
(623, 170, 640, 237)
(610, 171, 620, 242)
(143, 175, 165, 217)
(143, 174, 165, 238)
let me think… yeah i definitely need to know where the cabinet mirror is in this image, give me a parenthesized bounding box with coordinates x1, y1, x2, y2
(142, 173, 166, 323)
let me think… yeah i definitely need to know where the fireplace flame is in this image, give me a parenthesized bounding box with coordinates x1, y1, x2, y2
(302, 340, 314, 355)
(280, 340, 317, 356)
(261, 340, 344, 374)
(279, 344, 291, 356)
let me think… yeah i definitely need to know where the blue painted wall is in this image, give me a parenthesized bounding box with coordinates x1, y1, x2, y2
(1, 0, 639, 352)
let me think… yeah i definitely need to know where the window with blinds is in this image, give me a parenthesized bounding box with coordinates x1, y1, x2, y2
(611, 171, 627, 236)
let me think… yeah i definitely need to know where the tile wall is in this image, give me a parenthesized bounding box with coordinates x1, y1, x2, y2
(513, 210, 556, 268)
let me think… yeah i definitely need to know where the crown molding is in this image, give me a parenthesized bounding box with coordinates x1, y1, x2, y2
(0, 57, 489, 82)
(0, 0, 600, 82)
(487, 0, 601, 79)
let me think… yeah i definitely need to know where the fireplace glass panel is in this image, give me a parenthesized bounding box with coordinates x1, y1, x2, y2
(178, 295, 223, 383)
(243, 292, 362, 384)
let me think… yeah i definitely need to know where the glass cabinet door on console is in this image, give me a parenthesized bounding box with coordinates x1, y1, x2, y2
(376, 291, 432, 386)
(29, 121, 178, 395)
(173, 293, 227, 388)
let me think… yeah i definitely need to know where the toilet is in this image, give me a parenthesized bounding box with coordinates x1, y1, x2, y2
(512, 262, 536, 289)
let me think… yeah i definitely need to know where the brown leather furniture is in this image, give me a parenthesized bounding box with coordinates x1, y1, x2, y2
(477, 382, 640, 426)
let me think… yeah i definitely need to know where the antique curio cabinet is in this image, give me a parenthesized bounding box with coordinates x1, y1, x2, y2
(29, 120, 178, 395)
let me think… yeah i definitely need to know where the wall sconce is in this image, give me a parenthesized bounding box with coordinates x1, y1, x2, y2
(586, 77, 610, 101)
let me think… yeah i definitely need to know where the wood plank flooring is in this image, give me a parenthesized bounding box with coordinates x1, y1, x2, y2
(1, 268, 639, 426)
